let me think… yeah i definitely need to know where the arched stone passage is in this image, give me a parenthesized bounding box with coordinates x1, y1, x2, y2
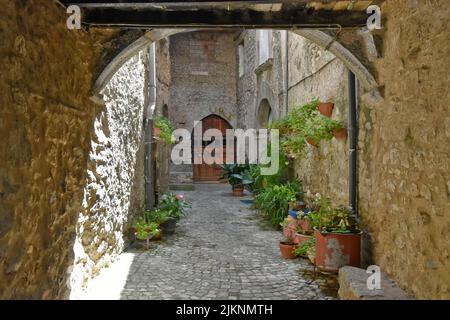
(91, 29, 195, 102)
(91, 29, 381, 103)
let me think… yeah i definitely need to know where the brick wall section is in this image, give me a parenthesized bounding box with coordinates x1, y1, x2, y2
(169, 31, 238, 132)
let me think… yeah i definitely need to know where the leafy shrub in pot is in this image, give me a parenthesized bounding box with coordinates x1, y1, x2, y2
(307, 196, 361, 272)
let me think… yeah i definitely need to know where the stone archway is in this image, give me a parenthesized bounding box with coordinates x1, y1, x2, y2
(91, 29, 381, 103)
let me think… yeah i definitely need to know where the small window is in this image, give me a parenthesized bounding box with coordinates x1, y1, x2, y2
(237, 43, 244, 77)
(257, 30, 272, 66)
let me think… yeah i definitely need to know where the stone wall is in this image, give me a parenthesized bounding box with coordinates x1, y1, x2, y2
(236, 1, 450, 299)
(0, 0, 148, 299)
(236, 30, 349, 204)
(155, 38, 172, 195)
(287, 34, 349, 205)
(169, 31, 238, 132)
(356, 0, 450, 299)
(0, 0, 116, 299)
(69, 52, 148, 298)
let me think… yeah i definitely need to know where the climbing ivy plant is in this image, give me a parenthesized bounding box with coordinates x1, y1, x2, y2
(154, 116, 175, 144)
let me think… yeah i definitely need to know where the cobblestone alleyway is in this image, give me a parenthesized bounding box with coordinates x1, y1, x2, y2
(116, 184, 337, 300)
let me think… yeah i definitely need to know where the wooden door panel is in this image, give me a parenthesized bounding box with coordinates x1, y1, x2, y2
(193, 115, 233, 182)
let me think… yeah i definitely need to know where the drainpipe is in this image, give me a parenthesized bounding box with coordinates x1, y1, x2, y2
(348, 70, 358, 215)
(284, 30, 289, 116)
(145, 42, 157, 211)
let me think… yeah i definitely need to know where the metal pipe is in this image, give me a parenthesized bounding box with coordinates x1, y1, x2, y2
(145, 43, 157, 211)
(284, 30, 289, 116)
(348, 70, 358, 215)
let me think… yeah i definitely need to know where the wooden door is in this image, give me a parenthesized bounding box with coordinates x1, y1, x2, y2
(193, 115, 233, 182)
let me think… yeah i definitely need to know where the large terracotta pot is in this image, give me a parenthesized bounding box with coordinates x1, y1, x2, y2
(293, 233, 311, 245)
(314, 229, 361, 273)
(279, 242, 298, 259)
(318, 102, 334, 117)
(232, 186, 244, 197)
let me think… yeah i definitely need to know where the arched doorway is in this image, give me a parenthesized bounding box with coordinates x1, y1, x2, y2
(257, 99, 273, 129)
(193, 115, 233, 182)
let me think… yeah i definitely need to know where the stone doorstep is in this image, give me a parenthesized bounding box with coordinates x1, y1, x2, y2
(338, 266, 414, 300)
(170, 184, 195, 191)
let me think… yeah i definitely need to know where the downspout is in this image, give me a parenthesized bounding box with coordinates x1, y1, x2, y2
(348, 71, 358, 215)
(144, 42, 157, 211)
(284, 30, 289, 115)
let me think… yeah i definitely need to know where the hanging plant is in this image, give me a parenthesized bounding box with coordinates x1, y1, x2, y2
(271, 99, 346, 158)
(154, 116, 175, 144)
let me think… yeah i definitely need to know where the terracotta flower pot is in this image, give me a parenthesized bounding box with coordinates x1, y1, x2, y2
(332, 128, 348, 140)
(153, 127, 161, 136)
(314, 229, 362, 273)
(306, 138, 318, 147)
(318, 102, 334, 117)
(232, 186, 244, 197)
(279, 242, 298, 259)
(293, 233, 311, 245)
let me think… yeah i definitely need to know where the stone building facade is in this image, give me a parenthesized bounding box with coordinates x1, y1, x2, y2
(235, 29, 350, 204)
(168, 31, 238, 187)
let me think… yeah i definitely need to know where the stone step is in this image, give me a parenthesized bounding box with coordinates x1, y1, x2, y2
(169, 172, 193, 184)
(338, 266, 414, 300)
(170, 163, 193, 173)
(169, 184, 195, 191)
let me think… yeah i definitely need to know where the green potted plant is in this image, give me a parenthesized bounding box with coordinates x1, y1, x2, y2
(153, 116, 175, 144)
(254, 182, 301, 228)
(279, 236, 298, 259)
(156, 193, 191, 234)
(220, 164, 252, 196)
(133, 218, 161, 247)
(307, 196, 361, 273)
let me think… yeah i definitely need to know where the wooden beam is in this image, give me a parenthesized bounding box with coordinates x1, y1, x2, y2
(82, 7, 368, 28)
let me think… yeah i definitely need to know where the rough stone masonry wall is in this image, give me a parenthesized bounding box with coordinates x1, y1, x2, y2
(69, 52, 147, 299)
(155, 38, 172, 195)
(0, 0, 118, 299)
(236, 30, 349, 205)
(236, 30, 257, 129)
(287, 33, 350, 206)
(357, 0, 450, 299)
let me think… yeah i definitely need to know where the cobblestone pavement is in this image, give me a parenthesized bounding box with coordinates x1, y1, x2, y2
(121, 184, 337, 300)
